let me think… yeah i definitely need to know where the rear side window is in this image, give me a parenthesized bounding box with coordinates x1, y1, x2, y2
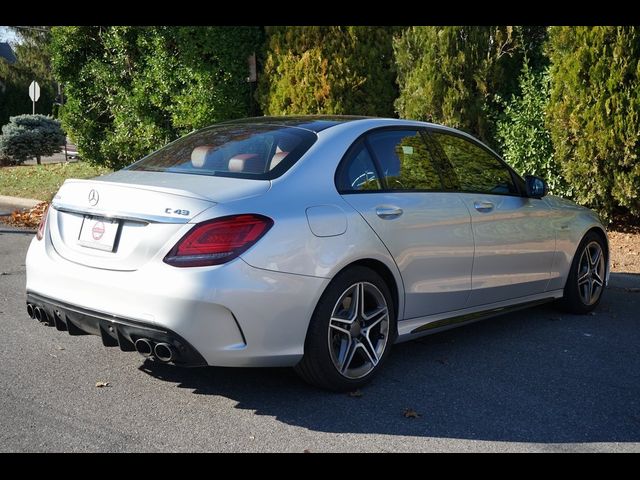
(128, 124, 317, 180)
(367, 130, 443, 191)
(336, 142, 381, 192)
(430, 131, 518, 195)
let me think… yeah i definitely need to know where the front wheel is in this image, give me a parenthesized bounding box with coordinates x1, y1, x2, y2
(561, 232, 607, 314)
(295, 266, 396, 391)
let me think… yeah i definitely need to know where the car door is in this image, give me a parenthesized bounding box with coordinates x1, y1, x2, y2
(428, 129, 556, 306)
(337, 128, 474, 319)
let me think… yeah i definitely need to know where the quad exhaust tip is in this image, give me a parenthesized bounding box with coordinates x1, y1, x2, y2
(154, 343, 175, 363)
(134, 338, 154, 358)
(26, 304, 35, 319)
(34, 306, 48, 323)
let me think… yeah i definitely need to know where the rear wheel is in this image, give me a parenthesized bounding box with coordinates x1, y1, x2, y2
(561, 232, 607, 314)
(295, 266, 396, 391)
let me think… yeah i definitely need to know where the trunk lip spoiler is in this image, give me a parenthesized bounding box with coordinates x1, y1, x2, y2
(63, 177, 215, 203)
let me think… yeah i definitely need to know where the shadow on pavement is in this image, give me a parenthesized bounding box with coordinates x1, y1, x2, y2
(140, 273, 640, 444)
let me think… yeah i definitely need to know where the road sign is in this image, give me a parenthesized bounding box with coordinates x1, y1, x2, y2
(29, 81, 40, 102)
(29, 80, 40, 114)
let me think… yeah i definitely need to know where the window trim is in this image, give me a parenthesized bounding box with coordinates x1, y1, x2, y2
(425, 127, 527, 197)
(335, 126, 453, 195)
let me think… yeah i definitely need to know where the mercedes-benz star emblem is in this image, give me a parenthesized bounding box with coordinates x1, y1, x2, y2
(88, 189, 99, 206)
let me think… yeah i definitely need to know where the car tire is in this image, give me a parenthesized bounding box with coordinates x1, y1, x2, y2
(294, 266, 396, 392)
(561, 231, 607, 314)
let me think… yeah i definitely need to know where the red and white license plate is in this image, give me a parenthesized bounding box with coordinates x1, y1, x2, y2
(78, 216, 120, 252)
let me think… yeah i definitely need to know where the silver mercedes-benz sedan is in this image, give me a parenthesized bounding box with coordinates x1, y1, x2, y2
(25, 116, 609, 391)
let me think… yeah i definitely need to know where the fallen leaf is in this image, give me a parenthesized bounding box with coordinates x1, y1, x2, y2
(95, 381, 110, 388)
(348, 389, 363, 398)
(303, 449, 311, 453)
(56, 346, 65, 351)
(2, 202, 49, 229)
(403, 408, 421, 419)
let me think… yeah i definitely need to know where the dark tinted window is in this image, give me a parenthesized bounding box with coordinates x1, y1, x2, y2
(337, 143, 381, 192)
(431, 131, 517, 195)
(128, 124, 316, 180)
(367, 130, 443, 191)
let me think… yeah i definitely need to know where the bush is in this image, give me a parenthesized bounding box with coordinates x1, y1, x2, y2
(547, 26, 640, 219)
(0, 114, 65, 164)
(257, 26, 398, 116)
(494, 60, 567, 195)
(393, 26, 523, 146)
(50, 26, 263, 169)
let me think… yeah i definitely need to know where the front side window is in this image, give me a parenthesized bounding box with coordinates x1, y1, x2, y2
(128, 124, 317, 180)
(367, 130, 443, 191)
(430, 131, 518, 195)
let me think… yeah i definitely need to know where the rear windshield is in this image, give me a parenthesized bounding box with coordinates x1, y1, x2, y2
(127, 124, 317, 179)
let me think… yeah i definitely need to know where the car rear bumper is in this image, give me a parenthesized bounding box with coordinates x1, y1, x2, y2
(26, 235, 329, 367)
(26, 291, 207, 366)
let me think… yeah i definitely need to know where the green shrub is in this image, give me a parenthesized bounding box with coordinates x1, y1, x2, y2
(495, 60, 567, 195)
(257, 26, 398, 116)
(0, 114, 65, 164)
(547, 26, 640, 219)
(50, 26, 263, 169)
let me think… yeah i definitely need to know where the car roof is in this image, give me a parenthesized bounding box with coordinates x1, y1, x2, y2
(219, 115, 373, 133)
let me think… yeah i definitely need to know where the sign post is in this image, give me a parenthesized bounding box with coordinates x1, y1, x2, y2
(28, 80, 40, 114)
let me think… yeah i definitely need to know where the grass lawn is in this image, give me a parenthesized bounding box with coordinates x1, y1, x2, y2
(0, 162, 113, 202)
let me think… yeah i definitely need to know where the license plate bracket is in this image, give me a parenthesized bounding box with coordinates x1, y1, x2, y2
(78, 216, 120, 252)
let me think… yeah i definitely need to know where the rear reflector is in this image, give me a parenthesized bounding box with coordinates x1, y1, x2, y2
(36, 205, 50, 241)
(163, 214, 273, 267)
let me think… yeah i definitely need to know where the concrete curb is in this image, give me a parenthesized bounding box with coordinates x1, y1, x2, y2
(0, 195, 41, 210)
(0, 228, 36, 235)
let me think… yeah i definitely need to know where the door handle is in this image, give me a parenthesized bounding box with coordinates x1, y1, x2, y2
(473, 201, 494, 213)
(375, 206, 403, 219)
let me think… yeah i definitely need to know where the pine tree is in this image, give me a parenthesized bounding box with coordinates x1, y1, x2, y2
(547, 26, 640, 218)
(257, 26, 398, 117)
(393, 26, 523, 147)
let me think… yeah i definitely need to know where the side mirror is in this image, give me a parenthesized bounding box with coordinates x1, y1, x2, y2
(525, 175, 548, 198)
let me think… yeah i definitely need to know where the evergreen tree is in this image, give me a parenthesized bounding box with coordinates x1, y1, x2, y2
(0, 114, 65, 164)
(258, 26, 398, 117)
(547, 26, 640, 218)
(393, 26, 522, 146)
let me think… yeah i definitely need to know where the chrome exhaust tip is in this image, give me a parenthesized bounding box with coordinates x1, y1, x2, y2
(27, 304, 35, 319)
(134, 338, 154, 358)
(154, 343, 175, 362)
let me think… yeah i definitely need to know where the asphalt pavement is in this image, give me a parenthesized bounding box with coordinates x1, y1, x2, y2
(1, 231, 639, 452)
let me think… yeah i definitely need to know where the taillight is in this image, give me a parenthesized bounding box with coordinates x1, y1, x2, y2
(36, 205, 50, 241)
(163, 214, 273, 267)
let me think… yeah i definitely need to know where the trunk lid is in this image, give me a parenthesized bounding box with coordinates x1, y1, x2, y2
(48, 172, 270, 271)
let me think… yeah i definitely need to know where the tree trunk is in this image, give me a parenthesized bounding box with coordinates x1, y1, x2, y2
(36, 155, 41, 165)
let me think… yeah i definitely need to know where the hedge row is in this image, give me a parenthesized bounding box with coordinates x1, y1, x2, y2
(48, 26, 639, 219)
